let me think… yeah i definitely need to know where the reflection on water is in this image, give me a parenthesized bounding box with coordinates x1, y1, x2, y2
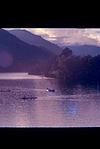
(66, 102, 78, 116)
(0, 74, 100, 127)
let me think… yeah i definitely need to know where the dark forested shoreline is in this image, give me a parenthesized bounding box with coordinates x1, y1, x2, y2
(46, 47, 100, 87)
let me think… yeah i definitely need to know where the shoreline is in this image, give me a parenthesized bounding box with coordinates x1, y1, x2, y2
(0, 73, 55, 80)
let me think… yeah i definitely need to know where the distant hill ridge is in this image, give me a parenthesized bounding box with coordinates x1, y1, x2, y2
(0, 29, 55, 72)
(8, 29, 62, 54)
(68, 44, 100, 56)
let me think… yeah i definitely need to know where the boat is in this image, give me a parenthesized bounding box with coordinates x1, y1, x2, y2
(21, 96, 37, 100)
(46, 88, 55, 92)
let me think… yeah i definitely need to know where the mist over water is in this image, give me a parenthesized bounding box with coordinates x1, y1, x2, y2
(0, 73, 100, 127)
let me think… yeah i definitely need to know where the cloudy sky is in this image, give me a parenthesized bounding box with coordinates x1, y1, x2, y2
(4, 28, 100, 46)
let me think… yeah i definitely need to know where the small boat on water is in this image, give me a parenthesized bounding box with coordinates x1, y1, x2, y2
(46, 88, 55, 92)
(21, 96, 37, 100)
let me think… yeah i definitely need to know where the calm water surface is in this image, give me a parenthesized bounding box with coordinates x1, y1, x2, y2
(0, 73, 100, 127)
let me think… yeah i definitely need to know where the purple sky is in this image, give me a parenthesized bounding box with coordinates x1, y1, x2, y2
(4, 28, 100, 46)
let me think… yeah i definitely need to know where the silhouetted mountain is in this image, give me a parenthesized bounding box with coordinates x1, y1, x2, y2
(8, 29, 62, 54)
(68, 45, 100, 56)
(0, 29, 55, 72)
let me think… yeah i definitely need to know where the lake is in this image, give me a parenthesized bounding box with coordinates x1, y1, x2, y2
(0, 73, 100, 127)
